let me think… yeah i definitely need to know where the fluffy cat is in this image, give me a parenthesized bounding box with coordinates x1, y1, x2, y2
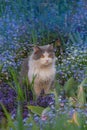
(20, 44, 56, 96)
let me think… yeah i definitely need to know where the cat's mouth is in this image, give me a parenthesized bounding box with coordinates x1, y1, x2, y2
(43, 61, 52, 66)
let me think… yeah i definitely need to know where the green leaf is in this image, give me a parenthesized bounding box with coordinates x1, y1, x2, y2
(0, 64, 3, 72)
(77, 78, 87, 107)
(27, 105, 45, 116)
(16, 102, 24, 130)
(55, 80, 62, 95)
(8, 67, 24, 101)
(42, 107, 51, 116)
(0, 103, 16, 130)
(64, 77, 76, 97)
(81, 77, 87, 85)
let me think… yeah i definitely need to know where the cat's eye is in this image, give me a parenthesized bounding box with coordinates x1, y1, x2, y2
(48, 53, 54, 58)
(41, 55, 45, 58)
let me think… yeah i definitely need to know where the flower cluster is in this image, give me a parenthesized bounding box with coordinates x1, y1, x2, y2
(56, 36, 87, 84)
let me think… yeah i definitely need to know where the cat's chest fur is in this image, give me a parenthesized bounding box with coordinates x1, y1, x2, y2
(28, 59, 56, 83)
(27, 44, 56, 96)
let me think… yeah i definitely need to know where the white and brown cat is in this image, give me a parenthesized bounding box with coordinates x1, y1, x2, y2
(20, 44, 56, 96)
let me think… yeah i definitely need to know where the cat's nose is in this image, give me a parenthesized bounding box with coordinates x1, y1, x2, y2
(46, 59, 49, 62)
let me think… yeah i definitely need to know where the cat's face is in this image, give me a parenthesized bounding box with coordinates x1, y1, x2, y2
(32, 44, 55, 66)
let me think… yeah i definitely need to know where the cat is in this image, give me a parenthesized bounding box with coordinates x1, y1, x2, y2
(20, 44, 56, 96)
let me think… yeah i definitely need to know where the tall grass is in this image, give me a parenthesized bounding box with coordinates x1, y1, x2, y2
(0, 67, 87, 130)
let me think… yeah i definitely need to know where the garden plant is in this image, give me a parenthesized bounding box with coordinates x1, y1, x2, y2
(0, 0, 87, 130)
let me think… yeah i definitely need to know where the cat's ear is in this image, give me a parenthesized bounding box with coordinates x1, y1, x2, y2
(33, 46, 41, 53)
(48, 44, 54, 51)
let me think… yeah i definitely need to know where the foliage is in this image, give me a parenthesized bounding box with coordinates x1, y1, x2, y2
(0, 103, 16, 130)
(0, 72, 87, 129)
(56, 32, 87, 84)
(64, 77, 77, 97)
(27, 105, 45, 116)
(0, 104, 87, 130)
(8, 67, 24, 101)
(0, 0, 87, 129)
(77, 78, 87, 107)
(0, 0, 87, 72)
